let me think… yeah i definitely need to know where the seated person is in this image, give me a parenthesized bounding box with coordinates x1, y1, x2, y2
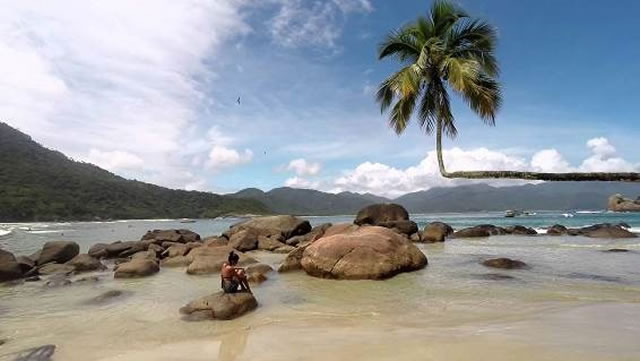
(221, 251, 251, 293)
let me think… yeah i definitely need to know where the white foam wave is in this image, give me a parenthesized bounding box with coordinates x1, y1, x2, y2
(28, 230, 70, 234)
(533, 228, 548, 234)
(0, 229, 11, 237)
(628, 227, 640, 233)
(575, 210, 603, 214)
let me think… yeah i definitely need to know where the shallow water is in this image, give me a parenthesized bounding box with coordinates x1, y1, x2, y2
(1, 213, 640, 360)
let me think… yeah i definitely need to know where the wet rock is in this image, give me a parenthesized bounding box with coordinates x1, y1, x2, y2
(179, 291, 258, 321)
(618, 222, 631, 229)
(203, 236, 228, 247)
(161, 255, 193, 268)
(575, 224, 637, 239)
(246, 263, 272, 284)
(186, 247, 257, 275)
(16, 256, 36, 274)
(377, 220, 418, 236)
(604, 248, 630, 253)
(546, 224, 568, 236)
(421, 222, 454, 243)
(285, 223, 332, 246)
(44, 274, 73, 288)
(12, 344, 56, 360)
(504, 225, 537, 235)
(301, 226, 428, 280)
(354, 203, 409, 226)
(105, 241, 138, 258)
(147, 243, 164, 256)
(224, 215, 311, 243)
(410, 232, 422, 242)
(114, 259, 159, 278)
(0, 249, 23, 282)
(608, 193, 640, 212)
(278, 247, 306, 273)
(482, 258, 528, 270)
(141, 229, 201, 244)
(0, 337, 6, 346)
(454, 225, 507, 238)
(37, 241, 79, 265)
(82, 290, 130, 305)
(38, 263, 76, 275)
(117, 242, 149, 258)
(475, 273, 516, 281)
(88, 243, 109, 258)
(131, 250, 158, 261)
(257, 236, 288, 251)
(74, 275, 101, 283)
(565, 272, 621, 283)
(162, 244, 188, 258)
(66, 254, 104, 272)
(228, 229, 259, 252)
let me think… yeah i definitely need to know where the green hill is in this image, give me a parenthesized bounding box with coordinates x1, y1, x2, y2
(0, 122, 269, 221)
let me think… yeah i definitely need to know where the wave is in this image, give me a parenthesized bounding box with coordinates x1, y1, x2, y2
(628, 227, 640, 233)
(575, 210, 603, 214)
(0, 229, 11, 237)
(533, 228, 548, 234)
(28, 230, 69, 234)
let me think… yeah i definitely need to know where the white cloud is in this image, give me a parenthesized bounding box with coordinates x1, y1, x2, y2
(207, 146, 253, 172)
(268, 0, 372, 48)
(287, 158, 321, 176)
(531, 149, 572, 172)
(285, 176, 320, 189)
(85, 149, 144, 171)
(586, 137, 616, 159)
(579, 137, 637, 172)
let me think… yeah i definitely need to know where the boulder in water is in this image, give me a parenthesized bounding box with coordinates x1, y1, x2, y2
(286, 223, 332, 246)
(482, 258, 528, 269)
(224, 215, 311, 243)
(575, 223, 637, 239)
(354, 203, 409, 226)
(114, 259, 159, 278)
(421, 222, 454, 243)
(179, 291, 258, 321)
(161, 255, 192, 268)
(82, 290, 130, 305)
(227, 229, 259, 252)
(546, 224, 568, 236)
(37, 241, 79, 265)
(453, 225, 507, 238)
(38, 263, 76, 275)
(504, 225, 537, 235)
(608, 194, 640, 212)
(0, 249, 23, 282)
(88, 243, 109, 258)
(377, 220, 418, 236)
(301, 226, 428, 280)
(186, 246, 257, 275)
(141, 229, 201, 244)
(66, 254, 104, 272)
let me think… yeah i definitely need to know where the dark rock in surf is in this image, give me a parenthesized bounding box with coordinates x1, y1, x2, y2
(114, 259, 159, 278)
(141, 229, 201, 244)
(38, 263, 76, 275)
(37, 241, 79, 265)
(421, 222, 454, 242)
(546, 224, 568, 236)
(454, 224, 507, 238)
(482, 258, 528, 270)
(504, 225, 537, 235)
(0, 249, 23, 282)
(66, 254, 104, 272)
(179, 291, 258, 321)
(16, 256, 36, 274)
(82, 290, 130, 305)
(88, 243, 109, 258)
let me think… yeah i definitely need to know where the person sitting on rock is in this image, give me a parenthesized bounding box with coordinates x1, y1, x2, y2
(221, 251, 251, 293)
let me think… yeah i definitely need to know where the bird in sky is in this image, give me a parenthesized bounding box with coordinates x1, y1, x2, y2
(237, 96, 241, 104)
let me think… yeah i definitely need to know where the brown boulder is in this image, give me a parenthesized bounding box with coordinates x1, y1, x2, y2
(354, 203, 409, 226)
(257, 236, 288, 251)
(163, 244, 188, 258)
(246, 263, 273, 284)
(0, 249, 23, 282)
(546, 224, 568, 236)
(482, 258, 528, 269)
(504, 225, 537, 235)
(38, 263, 76, 275)
(453, 225, 507, 238)
(322, 223, 360, 238)
(186, 247, 257, 275)
(37, 241, 80, 265)
(66, 254, 104, 272)
(285, 223, 332, 246)
(88, 243, 109, 258)
(228, 229, 259, 252)
(105, 241, 138, 258)
(301, 226, 427, 280)
(114, 259, 159, 278)
(608, 194, 640, 212)
(16, 255, 36, 274)
(278, 247, 306, 273)
(378, 220, 418, 236)
(179, 291, 257, 321)
(576, 224, 637, 239)
(203, 236, 228, 247)
(225, 215, 311, 242)
(422, 222, 454, 243)
(161, 255, 193, 268)
(141, 229, 201, 244)
(131, 250, 158, 261)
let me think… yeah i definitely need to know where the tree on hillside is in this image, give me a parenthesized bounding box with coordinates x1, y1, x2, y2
(376, 0, 640, 182)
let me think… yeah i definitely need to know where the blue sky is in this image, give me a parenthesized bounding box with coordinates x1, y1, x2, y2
(2, 0, 639, 197)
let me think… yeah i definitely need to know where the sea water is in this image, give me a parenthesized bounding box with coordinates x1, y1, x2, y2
(0, 212, 639, 360)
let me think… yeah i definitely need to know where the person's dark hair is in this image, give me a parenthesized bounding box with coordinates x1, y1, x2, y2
(228, 251, 239, 265)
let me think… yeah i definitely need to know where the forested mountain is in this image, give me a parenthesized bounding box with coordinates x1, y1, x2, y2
(0, 123, 268, 221)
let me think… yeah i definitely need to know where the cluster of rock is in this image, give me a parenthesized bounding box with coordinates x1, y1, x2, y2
(546, 223, 636, 238)
(608, 194, 640, 212)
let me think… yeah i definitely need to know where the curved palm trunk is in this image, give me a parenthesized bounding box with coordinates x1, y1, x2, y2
(435, 119, 640, 182)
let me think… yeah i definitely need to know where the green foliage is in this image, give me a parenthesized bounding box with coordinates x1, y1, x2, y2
(0, 123, 270, 222)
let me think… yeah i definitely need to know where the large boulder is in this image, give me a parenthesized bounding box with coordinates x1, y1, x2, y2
(421, 222, 454, 243)
(0, 249, 23, 282)
(38, 263, 76, 275)
(203, 236, 228, 247)
(163, 244, 189, 258)
(161, 255, 193, 268)
(66, 254, 104, 272)
(354, 203, 409, 226)
(257, 236, 288, 251)
(278, 247, 306, 273)
(453, 225, 507, 238)
(546, 224, 568, 236)
(224, 215, 312, 242)
(378, 220, 418, 236)
(37, 241, 80, 265)
(608, 194, 640, 212)
(88, 243, 109, 258)
(105, 241, 139, 258)
(141, 229, 201, 244)
(186, 246, 257, 275)
(574, 224, 637, 239)
(114, 259, 159, 278)
(285, 223, 332, 247)
(301, 226, 428, 280)
(504, 225, 537, 235)
(322, 223, 360, 238)
(179, 291, 257, 321)
(227, 229, 259, 252)
(16, 255, 36, 274)
(246, 263, 273, 284)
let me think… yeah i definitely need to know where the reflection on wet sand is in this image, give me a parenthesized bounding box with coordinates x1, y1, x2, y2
(218, 328, 249, 361)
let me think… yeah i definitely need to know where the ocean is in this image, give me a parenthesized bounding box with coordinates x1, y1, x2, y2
(1, 212, 639, 360)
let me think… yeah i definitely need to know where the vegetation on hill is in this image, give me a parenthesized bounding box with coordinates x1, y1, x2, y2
(0, 122, 269, 222)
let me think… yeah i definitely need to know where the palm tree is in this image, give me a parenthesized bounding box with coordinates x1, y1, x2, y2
(376, 0, 640, 182)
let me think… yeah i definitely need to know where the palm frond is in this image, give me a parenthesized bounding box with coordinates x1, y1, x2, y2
(447, 19, 499, 76)
(378, 28, 420, 63)
(431, 0, 468, 37)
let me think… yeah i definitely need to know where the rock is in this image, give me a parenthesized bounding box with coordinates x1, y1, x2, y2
(163, 244, 188, 258)
(377, 220, 418, 236)
(11, 344, 56, 361)
(82, 290, 129, 305)
(322, 223, 360, 239)
(105, 241, 138, 258)
(608, 194, 640, 212)
(575, 223, 637, 239)
(141, 229, 201, 244)
(618, 222, 631, 229)
(117, 242, 149, 258)
(422, 222, 454, 242)
(66, 254, 104, 272)
(474, 273, 516, 281)
(354, 203, 409, 226)
(285, 223, 332, 246)
(203, 236, 228, 247)
(147, 243, 164, 256)
(161, 255, 193, 267)
(161, 241, 182, 249)
(278, 247, 306, 273)
(246, 263, 273, 275)
(25, 276, 41, 282)
(257, 236, 288, 251)
(186, 246, 257, 275)
(179, 292, 258, 321)
(225, 215, 312, 242)
(44, 276, 73, 288)
(38, 263, 76, 275)
(546, 224, 568, 235)
(29, 250, 42, 262)
(114, 259, 159, 278)
(453, 225, 507, 238)
(228, 229, 259, 252)
(605, 248, 630, 253)
(482, 258, 528, 269)
(131, 250, 158, 261)
(74, 275, 101, 283)
(37, 241, 80, 265)
(16, 255, 36, 274)
(248, 272, 267, 283)
(504, 225, 537, 235)
(410, 232, 422, 242)
(0, 249, 23, 282)
(274, 245, 295, 253)
(301, 226, 428, 280)
(88, 243, 109, 258)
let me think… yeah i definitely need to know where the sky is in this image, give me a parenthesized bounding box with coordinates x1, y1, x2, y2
(1, 0, 639, 198)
